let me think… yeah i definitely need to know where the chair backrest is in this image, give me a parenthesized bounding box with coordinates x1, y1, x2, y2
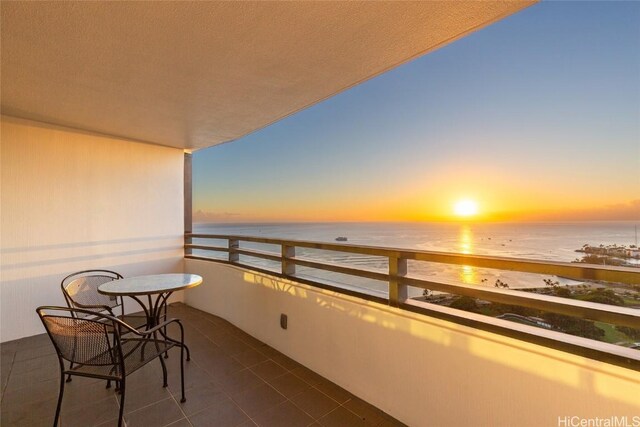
(36, 306, 122, 367)
(61, 270, 123, 317)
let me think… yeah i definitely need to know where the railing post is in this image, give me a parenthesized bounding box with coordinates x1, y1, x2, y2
(389, 256, 408, 307)
(228, 239, 239, 262)
(282, 245, 296, 275)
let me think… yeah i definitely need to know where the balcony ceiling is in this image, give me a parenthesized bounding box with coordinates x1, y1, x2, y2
(1, 1, 535, 151)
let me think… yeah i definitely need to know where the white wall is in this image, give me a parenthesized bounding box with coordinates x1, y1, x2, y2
(185, 260, 640, 427)
(1, 116, 185, 342)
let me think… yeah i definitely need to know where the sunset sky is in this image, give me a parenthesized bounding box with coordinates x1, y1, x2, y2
(193, 2, 639, 223)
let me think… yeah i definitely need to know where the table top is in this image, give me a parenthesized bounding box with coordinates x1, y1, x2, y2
(98, 273, 202, 296)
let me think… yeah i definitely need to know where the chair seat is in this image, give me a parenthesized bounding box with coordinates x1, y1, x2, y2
(75, 313, 147, 333)
(66, 338, 175, 379)
(37, 305, 186, 427)
(118, 314, 149, 330)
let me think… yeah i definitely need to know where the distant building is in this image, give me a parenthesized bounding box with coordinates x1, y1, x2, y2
(625, 249, 640, 258)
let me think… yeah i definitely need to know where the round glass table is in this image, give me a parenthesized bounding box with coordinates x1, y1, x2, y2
(98, 273, 202, 359)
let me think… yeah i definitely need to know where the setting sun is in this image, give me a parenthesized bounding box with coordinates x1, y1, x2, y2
(454, 199, 479, 217)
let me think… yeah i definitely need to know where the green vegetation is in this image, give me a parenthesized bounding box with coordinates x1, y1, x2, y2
(596, 322, 630, 343)
(615, 326, 640, 341)
(542, 279, 571, 297)
(422, 273, 640, 347)
(574, 254, 627, 267)
(542, 313, 604, 340)
(449, 296, 479, 312)
(577, 288, 625, 306)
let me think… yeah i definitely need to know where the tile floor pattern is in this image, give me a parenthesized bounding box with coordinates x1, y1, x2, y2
(1, 303, 406, 427)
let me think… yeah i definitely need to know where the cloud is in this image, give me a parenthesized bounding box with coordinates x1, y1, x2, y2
(193, 209, 241, 223)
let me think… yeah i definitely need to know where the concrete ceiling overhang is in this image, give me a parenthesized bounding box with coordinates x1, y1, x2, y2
(1, 1, 535, 151)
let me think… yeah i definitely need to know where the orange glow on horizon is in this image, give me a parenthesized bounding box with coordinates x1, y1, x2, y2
(194, 185, 639, 223)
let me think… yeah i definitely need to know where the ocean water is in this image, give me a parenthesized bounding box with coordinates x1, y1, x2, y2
(192, 221, 639, 297)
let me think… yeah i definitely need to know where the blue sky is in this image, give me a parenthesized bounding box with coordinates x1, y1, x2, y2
(193, 1, 639, 223)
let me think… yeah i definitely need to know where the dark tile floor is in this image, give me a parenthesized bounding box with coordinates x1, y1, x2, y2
(1, 303, 405, 427)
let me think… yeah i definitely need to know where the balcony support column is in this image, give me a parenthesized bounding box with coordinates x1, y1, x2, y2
(184, 152, 193, 256)
(389, 257, 408, 307)
(184, 152, 192, 233)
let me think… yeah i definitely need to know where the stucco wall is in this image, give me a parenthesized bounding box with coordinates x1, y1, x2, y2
(184, 259, 640, 427)
(1, 116, 185, 341)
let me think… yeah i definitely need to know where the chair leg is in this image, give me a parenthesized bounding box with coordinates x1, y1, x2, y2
(163, 303, 169, 359)
(153, 329, 168, 387)
(180, 341, 186, 403)
(66, 362, 73, 382)
(185, 343, 191, 362)
(54, 372, 66, 427)
(159, 354, 168, 387)
(117, 378, 126, 427)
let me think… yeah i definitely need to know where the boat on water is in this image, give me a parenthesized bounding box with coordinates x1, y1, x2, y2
(335, 236, 348, 242)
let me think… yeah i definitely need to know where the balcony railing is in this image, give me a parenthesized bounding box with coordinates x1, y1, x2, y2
(185, 233, 640, 370)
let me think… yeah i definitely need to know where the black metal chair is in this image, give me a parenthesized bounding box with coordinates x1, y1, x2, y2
(36, 306, 186, 427)
(61, 269, 148, 329)
(61, 269, 154, 385)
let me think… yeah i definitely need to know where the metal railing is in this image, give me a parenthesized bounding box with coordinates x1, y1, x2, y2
(184, 233, 640, 368)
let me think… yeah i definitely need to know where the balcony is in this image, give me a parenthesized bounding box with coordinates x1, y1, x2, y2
(2, 2, 639, 426)
(3, 252, 637, 427)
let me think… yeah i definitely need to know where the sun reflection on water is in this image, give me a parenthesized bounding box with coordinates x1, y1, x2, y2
(458, 226, 476, 284)
(458, 225, 473, 255)
(459, 265, 476, 284)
